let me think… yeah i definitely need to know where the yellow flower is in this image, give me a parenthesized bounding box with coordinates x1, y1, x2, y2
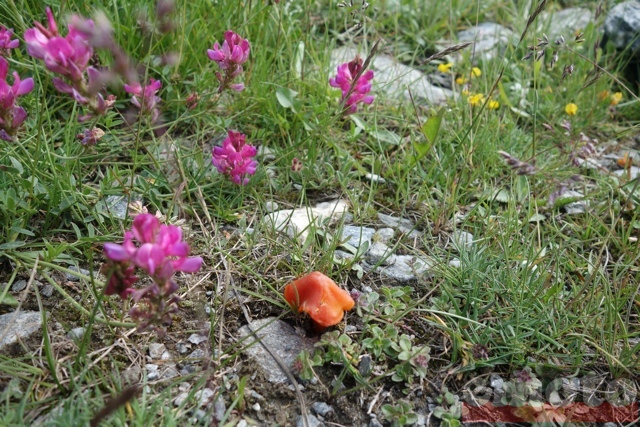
(468, 93, 484, 106)
(610, 92, 623, 106)
(471, 67, 482, 77)
(488, 100, 500, 110)
(455, 76, 467, 85)
(438, 62, 453, 73)
(565, 103, 578, 116)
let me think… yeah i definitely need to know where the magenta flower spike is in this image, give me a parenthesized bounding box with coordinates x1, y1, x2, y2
(0, 26, 20, 56)
(212, 130, 258, 185)
(207, 31, 250, 93)
(102, 213, 203, 331)
(330, 56, 374, 114)
(25, 7, 116, 123)
(0, 57, 34, 140)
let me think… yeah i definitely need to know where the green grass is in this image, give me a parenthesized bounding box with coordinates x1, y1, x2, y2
(0, 0, 638, 425)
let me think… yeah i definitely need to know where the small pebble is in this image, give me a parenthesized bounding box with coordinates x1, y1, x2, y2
(189, 348, 206, 360)
(146, 364, 159, 381)
(188, 333, 208, 345)
(160, 365, 179, 380)
(264, 201, 279, 212)
(173, 392, 189, 407)
(311, 402, 333, 417)
(213, 395, 226, 421)
(66, 266, 90, 282)
(252, 402, 261, 411)
(41, 284, 54, 297)
(11, 280, 27, 293)
(195, 388, 214, 407)
(67, 327, 86, 342)
(148, 343, 166, 359)
(236, 421, 248, 427)
(177, 342, 191, 354)
(297, 414, 323, 427)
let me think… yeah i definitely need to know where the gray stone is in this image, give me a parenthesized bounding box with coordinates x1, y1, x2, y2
(416, 412, 427, 426)
(554, 190, 588, 214)
(65, 266, 90, 282)
(41, 285, 54, 298)
(193, 410, 207, 422)
(373, 228, 395, 244)
(457, 22, 516, 62)
(0, 311, 43, 355)
(195, 388, 214, 406)
(341, 225, 376, 248)
(264, 201, 279, 213)
(451, 230, 474, 251)
(333, 250, 355, 263)
(359, 354, 372, 377)
(11, 280, 27, 292)
(365, 242, 396, 266)
(160, 365, 179, 380)
(604, 1, 640, 54)
(614, 166, 640, 180)
(213, 395, 226, 421)
(257, 146, 276, 162)
(378, 255, 433, 283)
(297, 414, 324, 427)
(238, 317, 316, 384)
(330, 46, 455, 107)
(174, 392, 189, 407)
(146, 364, 159, 380)
(188, 333, 208, 345)
(377, 213, 420, 237)
(262, 199, 349, 243)
(66, 327, 86, 342)
(105, 195, 129, 220)
(180, 364, 196, 375)
(311, 402, 333, 417)
(540, 8, 593, 41)
(148, 343, 166, 359)
(177, 342, 191, 354)
(188, 348, 206, 360)
(369, 418, 384, 427)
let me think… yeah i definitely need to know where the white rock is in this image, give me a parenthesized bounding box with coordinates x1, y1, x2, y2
(262, 199, 349, 243)
(539, 8, 593, 41)
(195, 388, 214, 406)
(365, 242, 396, 266)
(146, 364, 159, 380)
(174, 392, 189, 407)
(264, 201, 279, 213)
(330, 46, 454, 106)
(614, 166, 640, 180)
(378, 255, 433, 283)
(457, 22, 515, 62)
(451, 230, 474, 251)
(449, 258, 462, 268)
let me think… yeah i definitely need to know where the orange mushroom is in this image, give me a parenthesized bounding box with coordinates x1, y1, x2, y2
(284, 271, 355, 331)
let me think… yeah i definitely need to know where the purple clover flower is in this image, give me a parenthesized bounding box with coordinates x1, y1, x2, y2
(207, 31, 250, 93)
(0, 26, 20, 56)
(329, 56, 374, 114)
(0, 57, 34, 141)
(212, 130, 258, 185)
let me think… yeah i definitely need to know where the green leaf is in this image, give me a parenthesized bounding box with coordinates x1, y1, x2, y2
(415, 108, 444, 160)
(8, 157, 23, 175)
(275, 86, 299, 113)
(0, 241, 26, 250)
(369, 129, 402, 145)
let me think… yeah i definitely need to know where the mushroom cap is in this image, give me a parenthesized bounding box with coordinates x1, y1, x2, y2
(284, 271, 355, 328)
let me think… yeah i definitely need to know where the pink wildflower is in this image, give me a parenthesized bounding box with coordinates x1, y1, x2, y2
(207, 31, 250, 93)
(0, 26, 20, 56)
(0, 57, 34, 141)
(212, 130, 258, 185)
(330, 56, 374, 114)
(124, 78, 162, 123)
(24, 8, 115, 122)
(103, 213, 203, 331)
